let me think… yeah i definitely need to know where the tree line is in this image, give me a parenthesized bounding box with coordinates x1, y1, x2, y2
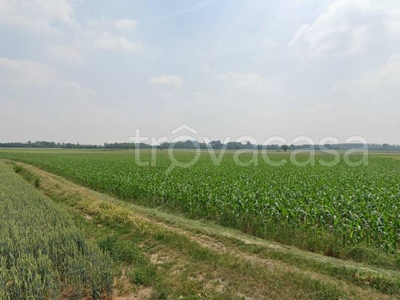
(0, 140, 399, 151)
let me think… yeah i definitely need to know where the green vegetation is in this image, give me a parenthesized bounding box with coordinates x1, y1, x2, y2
(1, 150, 400, 262)
(12, 161, 400, 299)
(0, 161, 113, 299)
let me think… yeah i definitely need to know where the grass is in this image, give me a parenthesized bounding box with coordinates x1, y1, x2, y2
(6, 159, 400, 299)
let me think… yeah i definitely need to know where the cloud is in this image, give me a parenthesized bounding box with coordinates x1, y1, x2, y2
(333, 54, 400, 100)
(0, 58, 59, 86)
(115, 18, 138, 31)
(47, 45, 82, 63)
(0, 57, 97, 103)
(0, 58, 119, 143)
(0, 2, 142, 55)
(83, 19, 142, 53)
(94, 33, 142, 52)
(203, 67, 283, 95)
(0, 0, 73, 34)
(149, 75, 183, 89)
(213, 72, 264, 89)
(289, 0, 400, 61)
(203, 67, 263, 88)
(87, 18, 138, 32)
(385, 10, 400, 37)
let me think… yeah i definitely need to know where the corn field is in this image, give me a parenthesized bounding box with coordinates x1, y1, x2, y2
(1, 150, 400, 254)
(0, 161, 113, 299)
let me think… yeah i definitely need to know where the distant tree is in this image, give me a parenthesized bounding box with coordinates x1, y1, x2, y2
(281, 145, 289, 152)
(210, 140, 222, 149)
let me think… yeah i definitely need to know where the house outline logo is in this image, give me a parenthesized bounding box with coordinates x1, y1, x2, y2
(171, 124, 199, 136)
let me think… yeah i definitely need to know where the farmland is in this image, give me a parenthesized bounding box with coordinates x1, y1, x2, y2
(1, 149, 400, 260)
(2, 149, 400, 298)
(0, 160, 113, 299)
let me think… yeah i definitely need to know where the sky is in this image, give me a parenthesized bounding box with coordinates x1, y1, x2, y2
(0, 0, 399, 145)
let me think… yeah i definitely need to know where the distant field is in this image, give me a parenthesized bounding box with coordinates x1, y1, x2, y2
(0, 160, 113, 299)
(0, 148, 105, 154)
(1, 149, 400, 258)
(370, 152, 400, 159)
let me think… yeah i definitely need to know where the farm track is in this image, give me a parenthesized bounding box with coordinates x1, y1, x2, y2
(4, 159, 400, 299)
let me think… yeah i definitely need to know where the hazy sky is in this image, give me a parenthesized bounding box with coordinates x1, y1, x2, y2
(1, 0, 399, 145)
